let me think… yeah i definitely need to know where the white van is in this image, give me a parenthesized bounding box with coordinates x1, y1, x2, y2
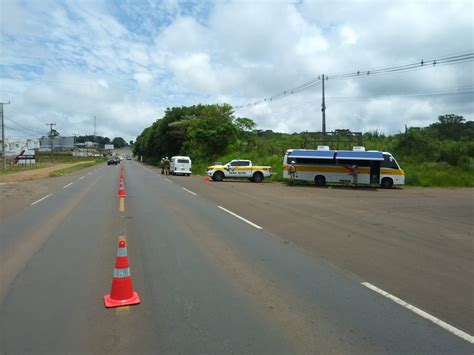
(170, 156, 192, 176)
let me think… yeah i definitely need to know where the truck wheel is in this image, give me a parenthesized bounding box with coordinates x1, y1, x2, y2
(381, 177, 393, 189)
(252, 172, 264, 183)
(314, 175, 326, 187)
(213, 171, 224, 182)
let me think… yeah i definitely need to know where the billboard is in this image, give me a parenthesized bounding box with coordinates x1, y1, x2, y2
(104, 144, 114, 150)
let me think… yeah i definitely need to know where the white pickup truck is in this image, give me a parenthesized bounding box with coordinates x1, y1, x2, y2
(206, 159, 272, 183)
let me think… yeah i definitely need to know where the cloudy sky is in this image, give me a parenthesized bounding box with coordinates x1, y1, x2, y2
(1, 0, 473, 141)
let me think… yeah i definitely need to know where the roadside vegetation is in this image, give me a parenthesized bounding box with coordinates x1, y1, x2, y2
(48, 159, 105, 177)
(133, 106, 473, 187)
(0, 153, 103, 176)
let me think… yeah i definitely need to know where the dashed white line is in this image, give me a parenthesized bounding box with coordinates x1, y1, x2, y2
(165, 178, 172, 183)
(362, 282, 474, 343)
(217, 206, 263, 230)
(63, 182, 73, 189)
(31, 193, 52, 206)
(181, 187, 197, 196)
(79, 176, 85, 180)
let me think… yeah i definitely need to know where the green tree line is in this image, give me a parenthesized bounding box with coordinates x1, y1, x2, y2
(134, 107, 473, 187)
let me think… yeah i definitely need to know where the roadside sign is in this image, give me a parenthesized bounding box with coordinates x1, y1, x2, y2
(104, 144, 114, 150)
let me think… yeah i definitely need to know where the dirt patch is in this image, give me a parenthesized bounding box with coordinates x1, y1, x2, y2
(0, 163, 82, 182)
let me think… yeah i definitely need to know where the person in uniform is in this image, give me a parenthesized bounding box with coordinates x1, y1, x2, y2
(351, 164, 359, 189)
(288, 161, 297, 186)
(160, 157, 165, 174)
(164, 157, 170, 175)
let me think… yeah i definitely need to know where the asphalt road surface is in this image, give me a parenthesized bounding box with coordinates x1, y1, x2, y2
(1, 160, 472, 354)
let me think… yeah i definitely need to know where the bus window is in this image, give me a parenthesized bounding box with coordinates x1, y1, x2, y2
(382, 155, 399, 169)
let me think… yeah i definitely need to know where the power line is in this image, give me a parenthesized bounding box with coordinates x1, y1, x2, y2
(234, 52, 474, 109)
(4, 118, 45, 136)
(258, 86, 474, 116)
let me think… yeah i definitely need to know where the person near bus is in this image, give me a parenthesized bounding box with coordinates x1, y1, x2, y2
(288, 161, 297, 186)
(351, 164, 359, 189)
(164, 157, 171, 175)
(160, 157, 165, 174)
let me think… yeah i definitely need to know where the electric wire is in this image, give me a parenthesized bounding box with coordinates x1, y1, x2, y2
(234, 52, 474, 109)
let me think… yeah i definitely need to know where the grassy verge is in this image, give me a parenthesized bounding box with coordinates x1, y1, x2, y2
(402, 162, 474, 187)
(144, 153, 473, 188)
(49, 160, 105, 177)
(0, 162, 54, 176)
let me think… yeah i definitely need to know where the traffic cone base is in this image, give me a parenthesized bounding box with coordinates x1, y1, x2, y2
(104, 291, 140, 308)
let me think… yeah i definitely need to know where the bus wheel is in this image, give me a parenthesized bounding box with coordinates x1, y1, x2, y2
(252, 172, 264, 183)
(381, 177, 393, 189)
(314, 175, 326, 187)
(212, 171, 224, 182)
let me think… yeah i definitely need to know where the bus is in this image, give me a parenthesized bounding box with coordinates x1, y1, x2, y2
(282, 146, 404, 188)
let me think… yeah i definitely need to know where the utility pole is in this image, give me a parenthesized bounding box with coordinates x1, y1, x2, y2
(321, 74, 326, 144)
(46, 123, 56, 163)
(1, 101, 11, 170)
(93, 116, 96, 143)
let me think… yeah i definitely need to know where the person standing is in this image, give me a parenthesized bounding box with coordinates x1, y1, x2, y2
(288, 161, 297, 186)
(160, 157, 165, 174)
(351, 164, 359, 189)
(164, 157, 170, 175)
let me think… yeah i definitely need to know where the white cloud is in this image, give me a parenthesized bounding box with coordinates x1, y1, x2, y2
(0, 0, 472, 142)
(340, 26, 358, 45)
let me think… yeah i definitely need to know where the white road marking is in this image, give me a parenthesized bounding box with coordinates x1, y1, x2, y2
(87, 172, 92, 175)
(217, 206, 263, 230)
(165, 178, 172, 183)
(361, 282, 474, 344)
(31, 193, 52, 206)
(79, 176, 85, 180)
(181, 187, 197, 196)
(63, 182, 73, 189)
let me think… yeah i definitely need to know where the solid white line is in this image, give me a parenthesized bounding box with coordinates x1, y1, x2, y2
(181, 187, 197, 196)
(63, 182, 73, 189)
(361, 282, 474, 343)
(165, 178, 172, 183)
(31, 193, 52, 206)
(217, 206, 263, 230)
(79, 176, 85, 180)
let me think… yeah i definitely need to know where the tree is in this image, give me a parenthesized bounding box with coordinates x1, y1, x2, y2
(234, 117, 256, 132)
(429, 114, 465, 140)
(48, 129, 60, 137)
(112, 137, 127, 148)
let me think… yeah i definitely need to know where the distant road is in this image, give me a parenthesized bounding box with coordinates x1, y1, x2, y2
(1, 161, 472, 353)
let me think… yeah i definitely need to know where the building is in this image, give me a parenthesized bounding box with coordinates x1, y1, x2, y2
(2, 137, 40, 152)
(39, 136, 75, 151)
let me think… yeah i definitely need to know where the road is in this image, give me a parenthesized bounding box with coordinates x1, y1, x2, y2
(1, 160, 472, 353)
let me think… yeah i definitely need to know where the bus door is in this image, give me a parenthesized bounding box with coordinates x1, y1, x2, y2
(370, 161, 381, 184)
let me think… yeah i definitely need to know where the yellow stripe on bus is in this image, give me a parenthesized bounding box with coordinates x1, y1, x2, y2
(283, 166, 404, 175)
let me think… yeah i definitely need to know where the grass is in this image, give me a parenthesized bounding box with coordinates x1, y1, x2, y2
(0, 162, 54, 176)
(48, 159, 105, 177)
(402, 162, 474, 187)
(143, 151, 474, 188)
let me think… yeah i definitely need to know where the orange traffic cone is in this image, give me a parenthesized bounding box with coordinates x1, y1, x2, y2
(119, 173, 125, 181)
(117, 185, 127, 197)
(104, 240, 140, 308)
(204, 175, 210, 183)
(119, 182, 125, 188)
